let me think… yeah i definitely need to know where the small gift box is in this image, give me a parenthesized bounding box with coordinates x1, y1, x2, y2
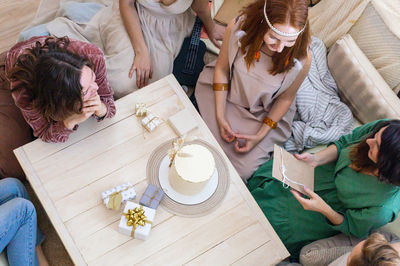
(118, 201, 155, 240)
(101, 183, 136, 210)
(135, 103, 148, 117)
(139, 184, 164, 209)
(168, 109, 197, 136)
(141, 114, 162, 132)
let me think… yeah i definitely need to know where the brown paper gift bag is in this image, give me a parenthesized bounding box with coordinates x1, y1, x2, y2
(272, 145, 314, 194)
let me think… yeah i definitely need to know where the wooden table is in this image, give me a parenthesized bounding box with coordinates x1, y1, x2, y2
(15, 75, 289, 266)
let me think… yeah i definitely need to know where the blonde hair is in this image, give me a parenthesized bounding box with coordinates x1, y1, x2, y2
(349, 233, 400, 266)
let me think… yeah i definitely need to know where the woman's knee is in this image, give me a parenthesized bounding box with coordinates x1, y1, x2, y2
(0, 178, 29, 200)
(13, 198, 36, 219)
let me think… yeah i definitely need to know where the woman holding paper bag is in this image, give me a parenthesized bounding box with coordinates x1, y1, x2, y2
(195, 0, 312, 180)
(247, 119, 400, 260)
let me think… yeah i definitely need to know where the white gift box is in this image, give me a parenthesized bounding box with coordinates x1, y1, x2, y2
(168, 109, 197, 136)
(118, 202, 156, 240)
(141, 114, 162, 132)
(101, 182, 136, 209)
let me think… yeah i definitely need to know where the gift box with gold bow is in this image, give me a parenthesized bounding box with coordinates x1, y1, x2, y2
(118, 201, 156, 240)
(141, 113, 162, 132)
(101, 183, 136, 211)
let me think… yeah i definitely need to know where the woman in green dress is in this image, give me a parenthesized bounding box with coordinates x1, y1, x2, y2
(247, 119, 400, 260)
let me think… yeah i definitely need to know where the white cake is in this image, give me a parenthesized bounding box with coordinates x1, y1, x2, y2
(169, 144, 215, 195)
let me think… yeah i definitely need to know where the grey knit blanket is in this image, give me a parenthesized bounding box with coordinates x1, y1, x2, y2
(284, 37, 353, 152)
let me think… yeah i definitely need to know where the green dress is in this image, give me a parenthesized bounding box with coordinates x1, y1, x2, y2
(247, 120, 400, 259)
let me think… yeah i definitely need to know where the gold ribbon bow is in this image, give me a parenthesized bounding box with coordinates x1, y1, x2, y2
(107, 192, 123, 210)
(168, 136, 197, 167)
(124, 206, 152, 237)
(135, 103, 148, 117)
(106, 185, 134, 211)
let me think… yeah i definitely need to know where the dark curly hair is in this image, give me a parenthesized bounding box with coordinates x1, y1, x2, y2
(9, 36, 93, 121)
(350, 120, 400, 186)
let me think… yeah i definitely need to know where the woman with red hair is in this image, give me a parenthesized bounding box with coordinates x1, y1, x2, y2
(195, 0, 311, 181)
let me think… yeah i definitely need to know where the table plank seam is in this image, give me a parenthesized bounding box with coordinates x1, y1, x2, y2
(181, 221, 262, 265)
(229, 240, 273, 266)
(45, 122, 172, 200)
(132, 201, 251, 265)
(85, 213, 177, 263)
(33, 113, 135, 165)
(87, 199, 245, 264)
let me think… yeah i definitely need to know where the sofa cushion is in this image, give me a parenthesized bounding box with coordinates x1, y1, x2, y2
(348, 0, 400, 92)
(327, 34, 400, 124)
(308, 0, 369, 48)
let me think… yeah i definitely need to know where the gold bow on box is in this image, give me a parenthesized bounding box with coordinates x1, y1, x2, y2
(107, 192, 123, 210)
(106, 185, 133, 210)
(124, 206, 152, 237)
(103, 183, 136, 211)
(135, 103, 148, 117)
(134, 103, 163, 134)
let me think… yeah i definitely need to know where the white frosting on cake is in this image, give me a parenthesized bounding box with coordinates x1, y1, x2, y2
(169, 144, 215, 195)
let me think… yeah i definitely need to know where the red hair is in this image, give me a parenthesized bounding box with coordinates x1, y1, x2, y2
(239, 0, 311, 75)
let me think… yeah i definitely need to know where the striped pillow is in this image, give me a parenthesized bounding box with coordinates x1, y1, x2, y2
(348, 1, 400, 93)
(328, 35, 400, 124)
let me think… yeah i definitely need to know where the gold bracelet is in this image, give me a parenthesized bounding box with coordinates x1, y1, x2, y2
(263, 117, 277, 129)
(213, 83, 229, 91)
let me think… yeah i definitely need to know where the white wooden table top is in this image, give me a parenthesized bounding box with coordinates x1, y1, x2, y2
(14, 75, 289, 266)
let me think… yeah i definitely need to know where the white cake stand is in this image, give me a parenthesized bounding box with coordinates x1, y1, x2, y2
(158, 155, 219, 205)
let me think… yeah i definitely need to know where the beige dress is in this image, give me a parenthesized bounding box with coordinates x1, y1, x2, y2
(135, 0, 195, 81)
(106, 0, 196, 98)
(195, 20, 303, 181)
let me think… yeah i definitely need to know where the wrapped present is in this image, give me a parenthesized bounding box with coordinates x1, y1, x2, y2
(139, 184, 164, 209)
(168, 109, 197, 136)
(141, 114, 162, 132)
(101, 182, 136, 210)
(135, 103, 148, 117)
(118, 202, 155, 240)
